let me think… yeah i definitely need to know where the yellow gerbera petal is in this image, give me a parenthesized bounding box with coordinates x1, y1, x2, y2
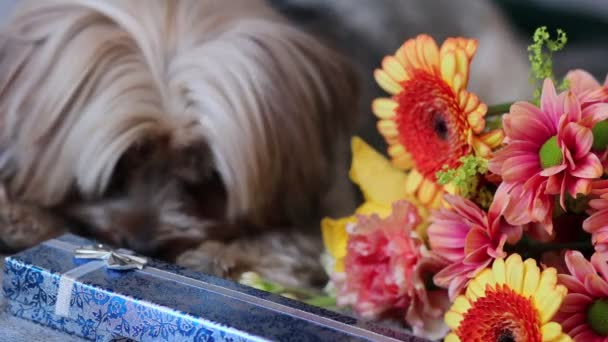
(479, 129, 505, 149)
(522, 258, 541, 298)
(417, 178, 438, 205)
(373, 69, 403, 95)
(446, 256, 568, 341)
(440, 52, 457, 88)
(444, 333, 461, 342)
(506, 253, 524, 294)
(533, 268, 558, 307)
(541, 322, 562, 341)
(467, 110, 485, 134)
(377, 119, 399, 138)
(381, 56, 409, 82)
(372, 98, 398, 120)
(416, 34, 440, 72)
(465, 277, 485, 302)
(388, 144, 414, 170)
(476, 268, 496, 290)
(452, 296, 472, 314)
(537, 285, 567, 324)
(445, 310, 463, 330)
(349, 136, 408, 206)
(492, 257, 506, 285)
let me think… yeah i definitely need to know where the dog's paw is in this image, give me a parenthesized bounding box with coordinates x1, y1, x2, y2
(175, 230, 328, 290)
(0, 185, 66, 251)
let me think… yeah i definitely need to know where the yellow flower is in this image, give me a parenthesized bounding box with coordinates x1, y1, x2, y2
(444, 254, 571, 342)
(321, 137, 425, 273)
(372, 34, 503, 208)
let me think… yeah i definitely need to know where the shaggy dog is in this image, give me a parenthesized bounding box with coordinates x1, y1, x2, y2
(0, 0, 359, 288)
(0, 0, 531, 289)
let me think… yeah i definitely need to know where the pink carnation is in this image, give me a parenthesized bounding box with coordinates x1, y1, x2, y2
(337, 200, 449, 340)
(428, 193, 521, 300)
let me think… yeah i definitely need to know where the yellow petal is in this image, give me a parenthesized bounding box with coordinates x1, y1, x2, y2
(492, 258, 506, 285)
(467, 110, 485, 134)
(429, 189, 444, 209)
(551, 333, 573, 342)
(506, 254, 524, 294)
(405, 169, 424, 195)
(320, 216, 353, 272)
(476, 268, 496, 290)
(465, 277, 485, 302)
(460, 92, 479, 114)
(349, 137, 409, 206)
(444, 311, 463, 330)
(377, 120, 399, 138)
(382, 56, 409, 82)
(522, 258, 541, 298)
(417, 34, 440, 72)
(417, 178, 438, 205)
(454, 49, 469, 90)
(479, 129, 505, 149)
(534, 268, 558, 302)
(445, 333, 461, 342)
(440, 52, 456, 88)
(355, 201, 392, 218)
(443, 182, 459, 195)
(374, 69, 403, 95)
(387, 144, 414, 170)
(452, 73, 464, 94)
(451, 296, 472, 314)
(538, 285, 567, 324)
(471, 137, 492, 158)
(541, 322, 562, 341)
(372, 98, 398, 120)
(441, 37, 478, 60)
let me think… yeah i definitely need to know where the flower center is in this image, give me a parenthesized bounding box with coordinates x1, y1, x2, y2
(538, 136, 562, 169)
(433, 113, 449, 141)
(395, 71, 470, 179)
(456, 284, 542, 342)
(592, 120, 608, 152)
(497, 330, 516, 342)
(588, 298, 608, 336)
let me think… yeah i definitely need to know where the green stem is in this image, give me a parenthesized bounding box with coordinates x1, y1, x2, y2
(487, 102, 513, 117)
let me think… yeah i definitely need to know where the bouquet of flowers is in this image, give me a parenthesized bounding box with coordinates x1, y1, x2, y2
(320, 27, 608, 341)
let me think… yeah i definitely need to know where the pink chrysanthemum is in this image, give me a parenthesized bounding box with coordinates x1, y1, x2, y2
(337, 200, 449, 340)
(555, 251, 608, 341)
(566, 69, 608, 106)
(583, 180, 608, 256)
(428, 194, 522, 300)
(489, 78, 607, 234)
(566, 69, 608, 168)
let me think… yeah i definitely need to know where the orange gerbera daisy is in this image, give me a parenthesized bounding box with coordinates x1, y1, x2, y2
(372, 34, 503, 207)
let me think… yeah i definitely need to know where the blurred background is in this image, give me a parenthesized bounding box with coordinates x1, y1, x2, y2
(1, 0, 607, 152)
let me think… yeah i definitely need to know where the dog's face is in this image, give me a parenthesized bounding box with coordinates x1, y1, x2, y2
(0, 0, 360, 258)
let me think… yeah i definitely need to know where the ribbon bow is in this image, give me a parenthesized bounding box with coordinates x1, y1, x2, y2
(74, 244, 148, 271)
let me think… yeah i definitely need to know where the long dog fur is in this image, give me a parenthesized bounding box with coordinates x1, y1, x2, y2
(0, 0, 359, 286)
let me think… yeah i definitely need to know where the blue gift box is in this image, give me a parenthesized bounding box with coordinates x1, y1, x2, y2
(2, 234, 423, 342)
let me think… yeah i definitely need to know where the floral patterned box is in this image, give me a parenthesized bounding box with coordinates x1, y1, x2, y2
(2, 234, 421, 342)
